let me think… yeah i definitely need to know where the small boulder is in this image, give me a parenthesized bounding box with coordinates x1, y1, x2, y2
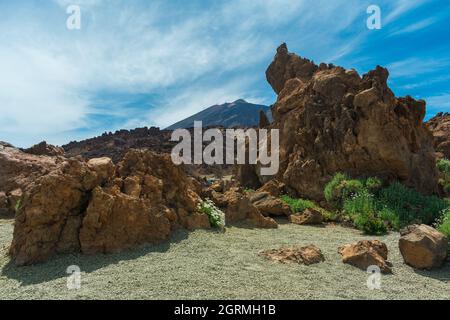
(257, 179, 286, 197)
(338, 240, 392, 274)
(222, 188, 278, 228)
(399, 224, 448, 269)
(289, 208, 323, 225)
(250, 192, 291, 216)
(260, 245, 325, 265)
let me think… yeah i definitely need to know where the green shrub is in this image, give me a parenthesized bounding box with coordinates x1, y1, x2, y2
(378, 182, 447, 227)
(324, 173, 367, 206)
(342, 191, 388, 235)
(354, 211, 387, 235)
(198, 199, 226, 229)
(324, 173, 449, 235)
(281, 195, 316, 213)
(14, 199, 22, 212)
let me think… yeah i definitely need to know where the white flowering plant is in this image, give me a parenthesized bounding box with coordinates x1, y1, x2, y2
(197, 199, 226, 229)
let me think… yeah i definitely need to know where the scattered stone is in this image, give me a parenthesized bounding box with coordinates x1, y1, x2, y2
(338, 240, 392, 274)
(221, 188, 278, 229)
(289, 208, 323, 225)
(399, 224, 448, 269)
(249, 192, 291, 216)
(260, 245, 325, 265)
(257, 179, 286, 197)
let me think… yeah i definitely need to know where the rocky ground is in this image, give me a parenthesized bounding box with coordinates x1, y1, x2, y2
(1, 218, 448, 300)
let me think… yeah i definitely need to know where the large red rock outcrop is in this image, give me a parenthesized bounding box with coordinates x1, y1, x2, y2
(426, 112, 450, 159)
(9, 150, 210, 265)
(238, 43, 439, 200)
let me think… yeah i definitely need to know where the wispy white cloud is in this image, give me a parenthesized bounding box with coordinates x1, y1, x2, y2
(0, 0, 447, 147)
(389, 17, 437, 36)
(386, 57, 450, 79)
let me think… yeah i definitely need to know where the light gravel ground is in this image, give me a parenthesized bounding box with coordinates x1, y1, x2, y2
(0, 218, 449, 300)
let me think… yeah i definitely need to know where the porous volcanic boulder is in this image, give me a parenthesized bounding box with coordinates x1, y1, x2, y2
(238, 43, 439, 200)
(259, 245, 325, 265)
(426, 112, 450, 159)
(9, 158, 100, 265)
(289, 208, 323, 225)
(9, 150, 211, 265)
(213, 187, 278, 228)
(0, 142, 62, 215)
(249, 191, 291, 216)
(257, 179, 286, 197)
(399, 224, 448, 269)
(338, 240, 392, 273)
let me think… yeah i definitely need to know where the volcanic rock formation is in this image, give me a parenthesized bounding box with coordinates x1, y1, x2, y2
(238, 43, 439, 200)
(9, 150, 204, 265)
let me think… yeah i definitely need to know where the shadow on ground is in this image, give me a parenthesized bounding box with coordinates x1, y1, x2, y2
(1, 228, 193, 286)
(413, 260, 450, 282)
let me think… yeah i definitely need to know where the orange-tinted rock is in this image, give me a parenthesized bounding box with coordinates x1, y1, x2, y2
(257, 180, 286, 197)
(239, 44, 439, 200)
(260, 245, 325, 265)
(9, 150, 211, 265)
(249, 192, 291, 216)
(338, 240, 392, 274)
(220, 188, 278, 228)
(289, 208, 323, 225)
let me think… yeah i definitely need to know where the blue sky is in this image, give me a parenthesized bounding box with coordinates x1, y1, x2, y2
(0, 0, 449, 147)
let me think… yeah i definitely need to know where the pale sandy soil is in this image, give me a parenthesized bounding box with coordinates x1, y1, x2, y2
(0, 218, 449, 300)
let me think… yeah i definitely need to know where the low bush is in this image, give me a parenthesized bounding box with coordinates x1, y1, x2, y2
(198, 199, 226, 229)
(280, 195, 337, 221)
(436, 208, 450, 238)
(280, 195, 316, 213)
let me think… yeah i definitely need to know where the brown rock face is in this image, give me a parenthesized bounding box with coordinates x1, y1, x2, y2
(239, 43, 438, 200)
(209, 187, 278, 228)
(256, 180, 286, 197)
(426, 112, 450, 159)
(259, 245, 325, 265)
(399, 224, 448, 269)
(0, 142, 62, 215)
(289, 208, 323, 225)
(9, 150, 210, 265)
(338, 240, 392, 273)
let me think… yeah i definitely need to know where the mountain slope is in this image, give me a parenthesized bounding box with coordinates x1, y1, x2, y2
(166, 99, 271, 130)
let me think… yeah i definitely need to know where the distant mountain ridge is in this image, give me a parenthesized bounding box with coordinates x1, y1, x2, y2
(166, 99, 272, 130)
